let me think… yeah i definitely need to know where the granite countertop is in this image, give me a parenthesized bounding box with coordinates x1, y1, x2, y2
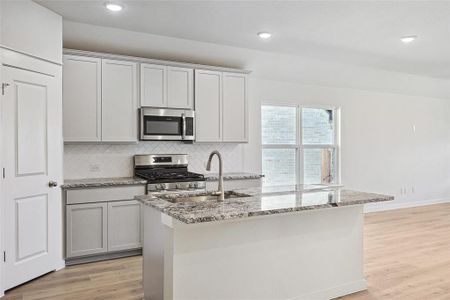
(62, 177, 147, 189)
(204, 172, 264, 181)
(136, 186, 394, 224)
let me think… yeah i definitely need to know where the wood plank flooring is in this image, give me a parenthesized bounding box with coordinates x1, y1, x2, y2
(4, 203, 450, 300)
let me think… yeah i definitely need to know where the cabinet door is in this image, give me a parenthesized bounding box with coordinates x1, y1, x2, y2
(63, 55, 101, 141)
(194, 70, 222, 142)
(102, 59, 138, 142)
(140, 63, 166, 107)
(108, 200, 142, 252)
(66, 203, 108, 258)
(222, 73, 248, 142)
(167, 66, 193, 109)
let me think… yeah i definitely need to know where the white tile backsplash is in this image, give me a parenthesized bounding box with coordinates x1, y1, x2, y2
(64, 142, 244, 179)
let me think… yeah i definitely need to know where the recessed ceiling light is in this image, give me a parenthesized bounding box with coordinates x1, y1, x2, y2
(258, 32, 272, 40)
(401, 35, 418, 44)
(105, 2, 123, 12)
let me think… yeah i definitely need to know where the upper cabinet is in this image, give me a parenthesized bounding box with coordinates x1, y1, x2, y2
(140, 64, 193, 109)
(195, 70, 248, 143)
(222, 73, 248, 142)
(167, 66, 193, 109)
(102, 59, 138, 142)
(63, 54, 138, 142)
(63, 55, 102, 142)
(195, 70, 222, 142)
(140, 64, 166, 107)
(62, 50, 249, 143)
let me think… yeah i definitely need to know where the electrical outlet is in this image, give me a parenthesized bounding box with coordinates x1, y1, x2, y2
(89, 164, 101, 173)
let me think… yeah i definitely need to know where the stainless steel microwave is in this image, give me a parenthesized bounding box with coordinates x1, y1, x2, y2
(139, 108, 195, 141)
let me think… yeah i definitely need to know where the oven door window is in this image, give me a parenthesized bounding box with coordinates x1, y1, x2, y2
(143, 116, 182, 136)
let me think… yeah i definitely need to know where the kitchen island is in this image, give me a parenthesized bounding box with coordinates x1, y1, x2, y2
(136, 186, 393, 300)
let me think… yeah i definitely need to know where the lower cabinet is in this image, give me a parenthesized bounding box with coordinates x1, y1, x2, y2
(66, 202, 108, 258)
(108, 200, 142, 252)
(66, 199, 142, 259)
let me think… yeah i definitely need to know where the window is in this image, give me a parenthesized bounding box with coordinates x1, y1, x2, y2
(261, 105, 340, 187)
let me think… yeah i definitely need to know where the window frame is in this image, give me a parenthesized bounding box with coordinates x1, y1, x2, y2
(261, 103, 341, 188)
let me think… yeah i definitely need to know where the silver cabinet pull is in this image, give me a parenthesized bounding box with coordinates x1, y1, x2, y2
(48, 181, 58, 188)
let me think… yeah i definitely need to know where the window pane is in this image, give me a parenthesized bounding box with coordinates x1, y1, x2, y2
(262, 106, 296, 144)
(302, 108, 334, 145)
(262, 148, 296, 187)
(303, 148, 336, 184)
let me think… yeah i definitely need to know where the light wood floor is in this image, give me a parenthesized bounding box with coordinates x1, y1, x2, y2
(4, 203, 450, 300)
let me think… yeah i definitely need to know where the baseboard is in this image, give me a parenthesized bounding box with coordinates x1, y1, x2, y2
(364, 197, 450, 213)
(55, 259, 66, 271)
(291, 279, 367, 300)
(65, 249, 142, 266)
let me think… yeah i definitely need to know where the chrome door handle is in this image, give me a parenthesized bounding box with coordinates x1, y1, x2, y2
(181, 113, 186, 140)
(48, 181, 58, 188)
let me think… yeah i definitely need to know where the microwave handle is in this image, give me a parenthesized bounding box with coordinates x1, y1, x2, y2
(181, 113, 186, 140)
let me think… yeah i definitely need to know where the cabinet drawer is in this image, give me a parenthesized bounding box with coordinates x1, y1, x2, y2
(66, 185, 146, 204)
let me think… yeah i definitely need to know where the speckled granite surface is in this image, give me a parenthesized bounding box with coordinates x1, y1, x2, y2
(62, 177, 147, 189)
(204, 172, 264, 181)
(136, 186, 393, 224)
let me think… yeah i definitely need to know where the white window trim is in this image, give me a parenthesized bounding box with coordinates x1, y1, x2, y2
(261, 103, 341, 188)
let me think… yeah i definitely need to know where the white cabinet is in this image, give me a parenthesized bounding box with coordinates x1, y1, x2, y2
(195, 70, 248, 143)
(223, 73, 248, 142)
(65, 186, 145, 261)
(140, 63, 193, 109)
(167, 66, 193, 109)
(63, 55, 101, 142)
(102, 59, 138, 142)
(194, 70, 222, 142)
(63, 55, 138, 142)
(108, 200, 142, 252)
(140, 63, 166, 107)
(66, 203, 108, 258)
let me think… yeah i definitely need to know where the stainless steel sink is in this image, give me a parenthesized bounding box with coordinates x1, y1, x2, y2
(160, 191, 251, 204)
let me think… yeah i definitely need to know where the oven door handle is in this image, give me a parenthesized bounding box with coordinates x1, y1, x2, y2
(181, 113, 186, 140)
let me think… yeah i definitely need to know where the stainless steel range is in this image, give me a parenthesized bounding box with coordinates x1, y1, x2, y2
(134, 154, 206, 192)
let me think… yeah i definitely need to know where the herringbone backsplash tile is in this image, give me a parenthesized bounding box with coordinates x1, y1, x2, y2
(64, 142, 244, 179)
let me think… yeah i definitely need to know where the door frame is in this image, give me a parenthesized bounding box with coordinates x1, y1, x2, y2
(0, 46, 64, 296)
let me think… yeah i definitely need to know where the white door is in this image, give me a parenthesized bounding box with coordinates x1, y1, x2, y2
(222, 73, 248, 142)
(102, 59, 138, 142)
(194, 70, 222, 142)
(2, 65, 62, 290)
(140, 63, 166, 107)
(167, 66, 193, 109)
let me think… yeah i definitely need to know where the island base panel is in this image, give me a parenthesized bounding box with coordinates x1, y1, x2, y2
(143, 205, 366, 300)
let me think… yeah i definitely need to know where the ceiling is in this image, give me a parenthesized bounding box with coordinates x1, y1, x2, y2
(37, 0, 450, 79)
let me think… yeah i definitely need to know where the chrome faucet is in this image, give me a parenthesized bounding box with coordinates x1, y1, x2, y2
(206, 150, 224, 201)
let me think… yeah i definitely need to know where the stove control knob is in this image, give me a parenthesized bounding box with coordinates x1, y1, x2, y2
(175, 183, 181, 189)
(158, 184, 165, 190)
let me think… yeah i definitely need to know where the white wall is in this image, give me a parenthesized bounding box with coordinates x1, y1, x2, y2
(1, 0, 62, 64)
(63, 21, 450, 100)
(244, 78, 450, 210)
(61, 21, 450, 209)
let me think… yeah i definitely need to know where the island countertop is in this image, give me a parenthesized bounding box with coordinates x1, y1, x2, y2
(135, 186, 393, 224)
